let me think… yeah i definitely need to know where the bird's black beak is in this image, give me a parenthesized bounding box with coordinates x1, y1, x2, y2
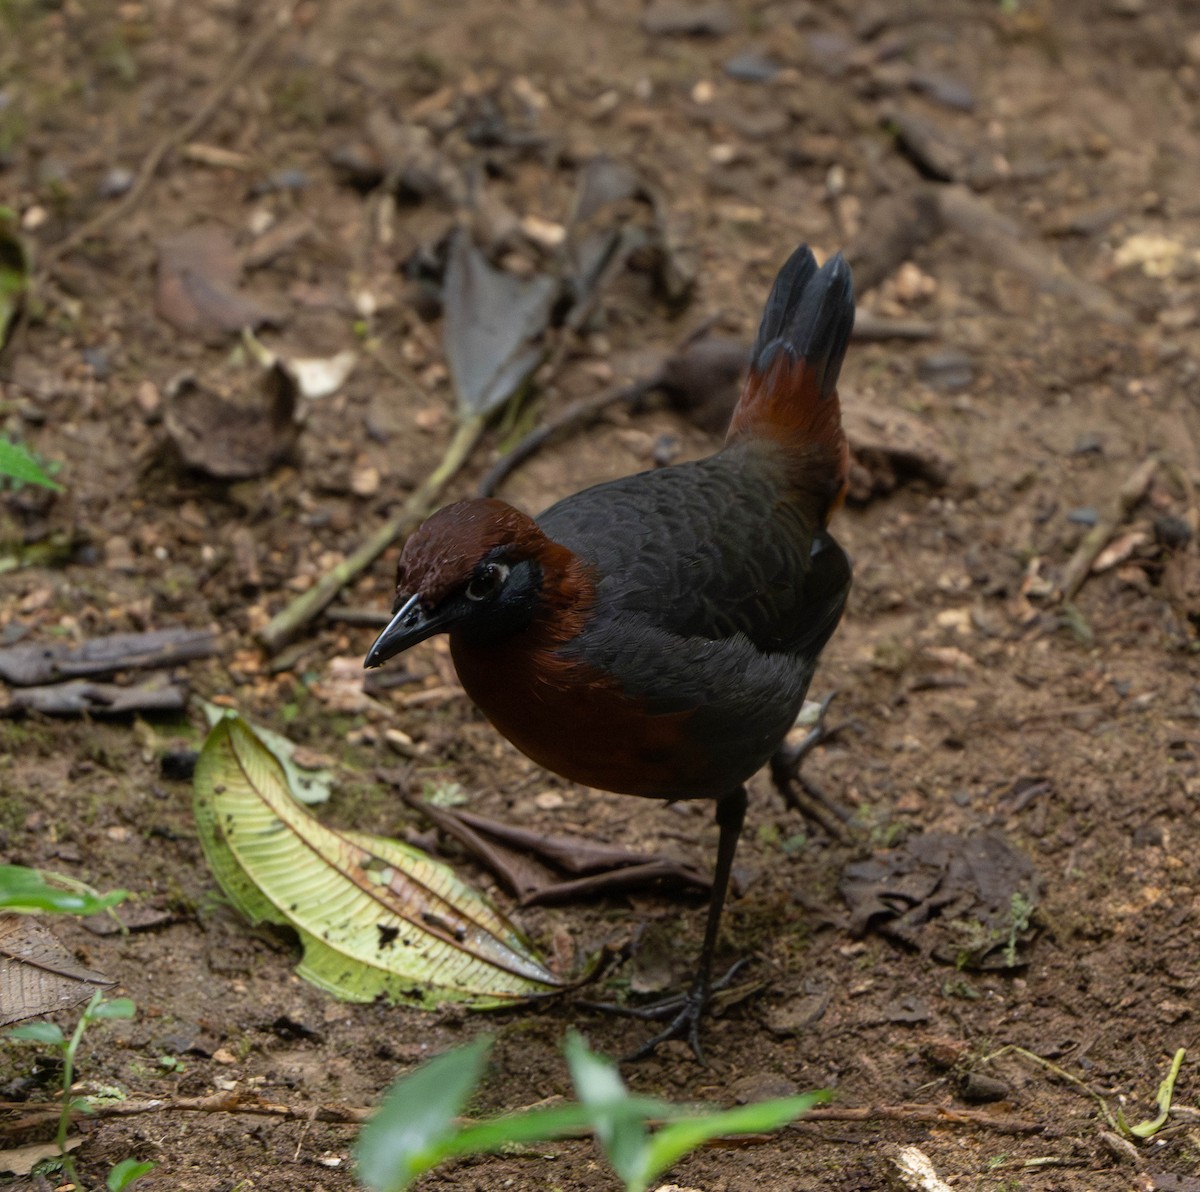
(364, 593, 443, 668)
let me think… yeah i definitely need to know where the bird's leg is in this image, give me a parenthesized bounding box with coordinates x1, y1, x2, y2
(769, 692, 852, 842)
(615, 785, 748, 1063)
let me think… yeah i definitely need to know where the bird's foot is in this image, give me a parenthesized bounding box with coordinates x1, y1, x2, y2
(581, 958, 750, 1063)
(770, 692, 853, 842)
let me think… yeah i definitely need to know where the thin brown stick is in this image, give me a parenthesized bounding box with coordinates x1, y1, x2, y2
(2, 1093, 1041, 1137)
(802, 1103, 1042, 1135)
(39, 5, 296, 272)
(477, 373, 663, 498)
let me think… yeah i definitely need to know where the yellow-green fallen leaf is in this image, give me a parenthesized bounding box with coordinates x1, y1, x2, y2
(198, 698, 332, 804)
(193, 712, 571, 1008)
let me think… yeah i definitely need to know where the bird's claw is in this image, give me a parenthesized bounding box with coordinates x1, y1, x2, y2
(582, 958, 751, 1063)
(770, 692, 853, 841)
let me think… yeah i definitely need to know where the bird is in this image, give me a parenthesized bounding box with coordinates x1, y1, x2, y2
(365, 244, 855, 1060)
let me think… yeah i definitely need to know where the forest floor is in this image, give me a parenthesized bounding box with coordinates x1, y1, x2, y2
(2, 1, 1200, 1189)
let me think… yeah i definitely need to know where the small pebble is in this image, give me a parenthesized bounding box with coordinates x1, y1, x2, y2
(641, 0, 735, 37)
(136, 379, 161, 416)
(1154, 514, 1192, 549)
(99, 167, 135, 198)
(917, 351, 973, 391)
(1067, 506, 1099, 526)
(909, 71, 975, 112)
(82, 347, 111, 379)
(723, 50, 781, 83)
(250, 168, 310, 196)
(161, 750, 198, 781)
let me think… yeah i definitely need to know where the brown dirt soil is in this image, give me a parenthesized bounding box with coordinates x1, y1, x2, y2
(3, 1, 1200, 1189)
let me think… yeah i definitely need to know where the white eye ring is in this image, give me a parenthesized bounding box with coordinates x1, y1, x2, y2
(465, 561, 510, 602)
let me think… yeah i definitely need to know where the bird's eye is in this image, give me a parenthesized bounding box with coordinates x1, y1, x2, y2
(465, 561, 510, 602)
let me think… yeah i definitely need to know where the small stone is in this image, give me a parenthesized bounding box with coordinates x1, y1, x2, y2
(99, 167, 135, 198)
(136, 384, 162, 420)
(104, 536, 136, 573)
(1067, 506, 1099, 526)
(212, 1047, 237, 1065)
(1154, 514, 1192, 549)
(641, 0, 735, 37)
(82, 347, 111, 379)
(708, 142, 740, 165)
(723, 50, 780, 83)
(534, 790, 564, 810)
(917, 351, 973, 391)
(893, 261, 937, 303)
(413, 405, 446, 431)
(385, 728, 424, 758)
(350, 464, 380, 497)
(519, 213, 566, 250)
(957, 1071, 1011, 1103)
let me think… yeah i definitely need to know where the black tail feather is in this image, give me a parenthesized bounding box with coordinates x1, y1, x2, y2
(750, 247, 855, 401)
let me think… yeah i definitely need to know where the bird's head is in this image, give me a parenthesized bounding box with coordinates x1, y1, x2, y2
(364, 497, 571, 668)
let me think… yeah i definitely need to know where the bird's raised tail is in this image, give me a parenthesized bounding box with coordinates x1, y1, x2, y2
(726, 246, 855, 525)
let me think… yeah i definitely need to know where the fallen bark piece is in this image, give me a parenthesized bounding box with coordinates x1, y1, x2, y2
(841, 393, 954, 500)
(3, 678, 189, 717)
(0, 627, 217, 686)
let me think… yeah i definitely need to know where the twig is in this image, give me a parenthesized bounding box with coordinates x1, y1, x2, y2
(476, 310, 934, 501)
(2, 1092, 1041, 1137)
(1, 1091, 371, 1133)
(1057, 456, 1158, 601)
(801, 1103, 1041, 1134)
(257, 414, 485, 653)
(477, 373, 663, 498)
(981, 1044, 1120, 1132)
(38, 5, 296, 273)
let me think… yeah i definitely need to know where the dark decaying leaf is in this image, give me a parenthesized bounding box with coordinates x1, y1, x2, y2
(365, 108, 467, 205)
(0, 914, 113, 1027)
(0, 627, 218, 686)
(156, 225, 284, 340)
(567, 156, 643, 228)
(442, 229, 558, 420)
(403, 792, 711, 905)
(164, 363, 299, 479)
(840, 831, 1041, 970)
(563, 225, 647, 334)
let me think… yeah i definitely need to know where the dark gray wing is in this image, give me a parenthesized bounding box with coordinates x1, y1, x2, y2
(537, 442, 848, 658)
